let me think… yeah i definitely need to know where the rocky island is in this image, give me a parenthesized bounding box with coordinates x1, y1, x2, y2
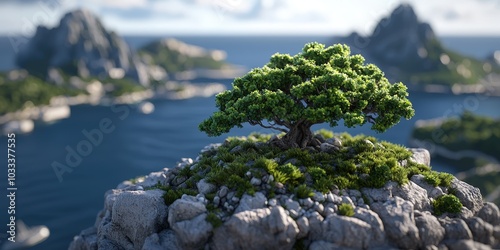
(339, 4, 500, 95)
(0, 9, 240, 133)
(70, 42, 500, 249)
(69, 133, 500, 249)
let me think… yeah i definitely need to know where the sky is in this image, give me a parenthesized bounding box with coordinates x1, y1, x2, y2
(1, 0, 499, 37)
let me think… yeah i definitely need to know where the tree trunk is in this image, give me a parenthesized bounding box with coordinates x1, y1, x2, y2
(281, 122, 313, 149)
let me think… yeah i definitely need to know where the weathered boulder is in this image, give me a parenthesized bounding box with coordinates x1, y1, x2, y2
(319, 214, 376, 248)
(439, 218, 473, 241)
(371, 197, 420, 249)
(353, 207, 386, 247)
(409, 148, 431, 166)
(465, 217, 495, 245)
(234, 192, 267, 213)
(445, 239, 492, 250)
(450, 177, 483, 213)
(141, 230, 181, 250)
(415, 211, 445, 247)
(110, 190, 168, 249)
(392, 180, 430, 210)
(477, 202, 500, 226)
(211, 206, 298, 250)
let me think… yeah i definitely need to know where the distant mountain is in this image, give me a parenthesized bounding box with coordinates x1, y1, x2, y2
(15, 9, 234, 87)
(340, 4, 496, 86)
(16, 9, 150, 86)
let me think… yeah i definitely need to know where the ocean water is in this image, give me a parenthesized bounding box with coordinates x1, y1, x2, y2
(0, 36, 499, 249)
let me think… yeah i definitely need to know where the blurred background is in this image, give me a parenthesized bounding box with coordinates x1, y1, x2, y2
(0, 0, 499, 249)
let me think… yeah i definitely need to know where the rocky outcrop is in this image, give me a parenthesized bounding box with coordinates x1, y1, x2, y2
(69, 143, 500, 250)
(16, 9, 149, 85)
(338, 3, 490, 85)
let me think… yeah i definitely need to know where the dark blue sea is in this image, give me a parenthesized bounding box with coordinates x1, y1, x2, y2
(0, 35, 500, 249)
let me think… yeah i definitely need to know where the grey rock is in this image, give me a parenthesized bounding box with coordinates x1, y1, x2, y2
(168, 197, 206, 226)
(307, 211, 324, 241)
(415, 212, 445, 247)
(445, 239, 492, 250)
(301, 198, 314, 208)
(411, 174, 444, 198)
(69, 227, 98, 250)
(465, 217, 494, 245)
(371, 197, 419, 249)
(409, 148, 431, 166)
(392, 181, 431, 210)
(268, 198, 277, 207)
(439, 218, 473, 241)
(213, 196, 220, 206)
(285, 198, 301, 212)
(211, 206, 298, 250)
(363, 139, 375, 148)
(110, 190, 167, 249)
(135, 171, 166, 188)
(309, 240, 358, 250)
(313, 192, 325, 202)
(477, 202, 500, 226)
(360, 182, 394, 204)
(320, 143, 340, 153)
(296, 216, 310, 239)
(142, 230, 181, 250)
(450, 177, 483, 213)
(196, 179, 216, 195)
(234, 192, 267, 213)
(319, 214, 375, 248)
(353, 207, 386, 247)
(348, 189, 362, 198)
(171, 213, 212, 249)
(218, 186, 229, 198)
(341, 196, 355, 207)
(250, 177, 262, 186)
(325, 137, 342, 147)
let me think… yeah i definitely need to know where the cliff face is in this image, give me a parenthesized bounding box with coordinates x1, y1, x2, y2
(16, 9, 150, 86)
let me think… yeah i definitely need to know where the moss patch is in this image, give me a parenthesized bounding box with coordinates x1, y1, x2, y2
(433, 194, 463, 215)
(159, 131, 455, 208)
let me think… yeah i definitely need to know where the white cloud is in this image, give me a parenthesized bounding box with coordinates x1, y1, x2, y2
(1, 0, 499, 36)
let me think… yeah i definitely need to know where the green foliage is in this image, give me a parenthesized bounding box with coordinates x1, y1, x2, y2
(315, 129, 334, 139)
(338, 203, 355, 217)
(0, 74, 83, 114)
(206, 212, 223, 228)
(138, 39, 227, 73)
(433, 194, 463, 215)
(162, 188, 198, 205)
(423, 171, 454, 187)
(160, 131, 457, 212)
(295, 184, 314, 199)
(199, 42, 414, 148)
(412, 111, 500, 168)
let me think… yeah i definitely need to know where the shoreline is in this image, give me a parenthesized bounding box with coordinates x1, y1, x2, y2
(0, 81, 227, 133)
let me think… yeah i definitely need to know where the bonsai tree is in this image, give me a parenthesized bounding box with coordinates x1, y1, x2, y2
(199, 42, 415, 148)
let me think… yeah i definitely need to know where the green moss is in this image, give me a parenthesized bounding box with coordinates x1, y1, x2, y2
(155, 130, 456, 212)
(315, 129, 334, 139)
(433, 194, 463, 215)
(295, 184, 314, 199)
(423, 171, 454, 187)
(162, 188, 198, 205)
(338, 203, 355, 217)
(206, 212, 223, 228)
